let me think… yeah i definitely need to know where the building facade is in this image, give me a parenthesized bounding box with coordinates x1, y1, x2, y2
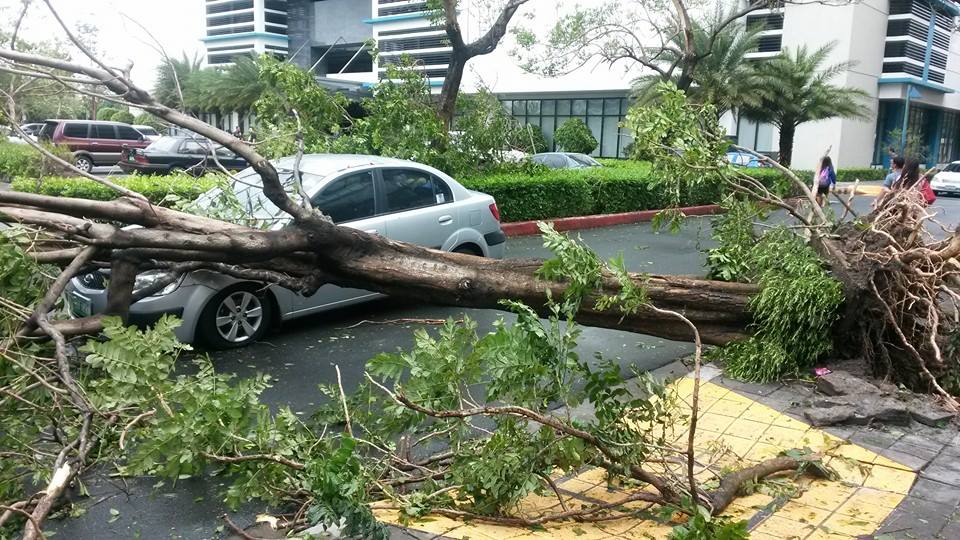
(725, 0, 960, 168)
(201, 0, 638, 157)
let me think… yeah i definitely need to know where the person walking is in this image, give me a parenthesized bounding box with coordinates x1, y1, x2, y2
(815, 156, 837, 206)
(232, 125, 243, 140)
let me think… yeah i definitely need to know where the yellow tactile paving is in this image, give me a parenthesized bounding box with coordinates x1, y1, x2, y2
(376, 379, 916, 539)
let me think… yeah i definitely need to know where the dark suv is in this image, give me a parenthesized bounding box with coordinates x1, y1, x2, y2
(39, 120, 151, 172)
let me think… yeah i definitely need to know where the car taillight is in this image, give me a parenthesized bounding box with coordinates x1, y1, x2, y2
(489, 202, 500, 222)
(134, 152, 148, 164)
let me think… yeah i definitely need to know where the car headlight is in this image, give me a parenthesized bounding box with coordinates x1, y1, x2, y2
(133, 270, 182, 296)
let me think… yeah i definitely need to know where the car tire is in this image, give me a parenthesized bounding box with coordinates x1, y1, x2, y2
(74, 154, 93, 172)
(197, 285, 273, 349)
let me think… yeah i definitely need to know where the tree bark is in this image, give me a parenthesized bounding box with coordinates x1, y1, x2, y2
(778, 123, 795, 167)
(438, 52, 467, 128)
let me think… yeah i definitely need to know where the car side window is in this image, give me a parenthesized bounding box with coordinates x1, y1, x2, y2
(116, 125, 142, 141)
(92, 124, 117, 139)
(381, 168, 450, 212)
(63, 123, 88, 138)
(311, 171, 376, 224)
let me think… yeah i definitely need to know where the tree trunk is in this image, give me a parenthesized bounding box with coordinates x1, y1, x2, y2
(438, 52, 467, 129)
(778, 123, 795, 167)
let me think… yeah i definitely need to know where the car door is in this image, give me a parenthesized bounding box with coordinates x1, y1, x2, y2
(116, 124, 147, 152)
(178, 139, 209, 170)
(89, 124, 120, 165)
(289, 170, 388, 315)
(379, 167, 456, 250)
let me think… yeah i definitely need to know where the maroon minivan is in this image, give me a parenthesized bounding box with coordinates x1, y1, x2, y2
(39, 120, 151, 172)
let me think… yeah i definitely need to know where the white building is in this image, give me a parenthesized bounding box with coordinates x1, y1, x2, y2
(725, 0, 960, 168)
(202, 0, 290, 65)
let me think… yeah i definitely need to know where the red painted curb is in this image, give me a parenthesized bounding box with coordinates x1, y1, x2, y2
(500, 204, 723, 237)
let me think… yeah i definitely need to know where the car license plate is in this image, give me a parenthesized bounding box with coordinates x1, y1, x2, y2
(127, 153, 136, 162)
(68, 291, 91, 317)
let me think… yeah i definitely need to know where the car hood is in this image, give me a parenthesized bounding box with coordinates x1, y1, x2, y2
(933, 171, 960, 183)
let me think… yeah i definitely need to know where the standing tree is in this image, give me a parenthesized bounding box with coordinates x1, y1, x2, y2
(152, 51, 202, 110)
(434, 0, 534, 127)
(740, 44, 869, 166)
(631, 18, 764, 117)
(553, 117, 598, 154)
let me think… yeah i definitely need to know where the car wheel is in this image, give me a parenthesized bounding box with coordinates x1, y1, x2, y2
(198, 286, 273, 349)
(74, 155, 93, 172)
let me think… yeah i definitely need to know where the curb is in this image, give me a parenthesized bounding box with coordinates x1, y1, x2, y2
(500, 204, 722, 237)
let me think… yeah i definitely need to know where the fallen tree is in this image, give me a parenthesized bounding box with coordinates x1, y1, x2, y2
(1, 3, 958, 537)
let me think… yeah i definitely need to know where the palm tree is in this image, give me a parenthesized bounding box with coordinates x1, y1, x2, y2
(153, 52, 203, 110)
(741, 43, 870, 166)
(631, 17, 765, 117)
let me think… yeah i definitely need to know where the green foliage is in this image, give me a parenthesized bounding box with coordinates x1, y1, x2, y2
(669, 504, 749, 540)
(0, 228, 53, 332)
(708, 219, 844, 381)
(133, 113, 164, 130)
(253, 55, 349, 158)
(12, 172, 220, 204)
(834, 167, 886, 182)
(706, 199, 767, 281)
(447, 89, 524, 171)
(554, 118, 598, 154)
(96, 107, 119, 121)
(111, 110, 135, 124)
(152, 52, 203, 109)
(512, 123, 548, 153)
(0, 142, 72, 181)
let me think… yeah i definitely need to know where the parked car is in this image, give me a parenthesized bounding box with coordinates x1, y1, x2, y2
(531, 152, 602, 169)
(930, 161, 960, 196)
(132, 124, 162, 142)
(19, 123, 44, 138)
(725, 150, 770, 168)
(119, 135, 247, 175)
(65, 154, 506, 348)
(38, 119, 151, 172)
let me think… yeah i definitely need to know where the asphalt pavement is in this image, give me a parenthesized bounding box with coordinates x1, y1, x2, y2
(48, 188, 960, 539)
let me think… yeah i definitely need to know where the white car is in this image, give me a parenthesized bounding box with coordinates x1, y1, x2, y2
(931, 162, 960, 195)
(65, 154, 506, 348)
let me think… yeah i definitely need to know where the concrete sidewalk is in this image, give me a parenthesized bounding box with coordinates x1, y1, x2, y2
(383, 364, 958, 539)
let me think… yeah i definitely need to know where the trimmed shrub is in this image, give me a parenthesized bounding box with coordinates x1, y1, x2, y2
(12, 173, 220, 205)
(134, 113, 164, 130)
(97, 108, 119, 121)
(835, 167, 886, 182)
(112, 111, 135, 124)
(462, 172, 595, 222)
(554, 118, 598, 154)
(0, 142, 72, 182)
(512, 124, 548, 154)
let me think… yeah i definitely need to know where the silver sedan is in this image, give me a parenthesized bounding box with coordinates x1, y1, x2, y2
(65, 154, 506, 348)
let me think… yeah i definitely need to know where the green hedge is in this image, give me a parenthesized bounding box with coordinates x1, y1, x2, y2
(835, 168, 886, 182)
(0, 142, 72, 182)
(12, 173, 220, 205)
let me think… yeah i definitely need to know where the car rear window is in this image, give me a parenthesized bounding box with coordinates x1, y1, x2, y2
(146, 137, 183, 152)
(62, 123, 89, 138)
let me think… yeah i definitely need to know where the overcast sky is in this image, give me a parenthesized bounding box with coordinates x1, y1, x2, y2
(2, 0, 205, 89)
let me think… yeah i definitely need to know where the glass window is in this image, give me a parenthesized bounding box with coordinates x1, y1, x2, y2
(944, 162, 960, 172)
(542, 100, 555, 115)
(601, 116, 619, 157)
(587, 117, 602, 155)
(63, 123, 88, 138)
(557, 100, 571, 115)
(540, 117, 555, 149)
(603, 98, 620, 115)
(501, 100, 512, 114)
(572, 99, 587, 115)
(588, 99, 603, 115)
(512, 100, 526, 115)
(526, 100, 541, 115)
(381, 168, 450, 212)
(569, 153, 601, 167)
(116, 125, 142, 140)
(146, 137, 181, 152)
(92, 124, 116, 139)
(312, 172, 376, 223)
(136, 127, 159, 136)
(180, 140, 208, 155)
(534, 154, 566, 168)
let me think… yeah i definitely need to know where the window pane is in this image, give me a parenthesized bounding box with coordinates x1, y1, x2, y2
(181, 141, 207, 155)
(557, 100, 571, 115)
(588, 99, 603, 115)
(587, 117, 602, 155)
(63, 123, 88, 138)
(501, 100, 512, 114)
(542, 100, 555, 115)
(540, 117, 555, 149)
(572, 99, 587, 115)
(116, 126, 142, 140)
(432, 175, 453, 204)
(604, 98, 620, 115)
(93, 124, 117, 139)
(526, 100, 541, 115)
(524, 117, 540, 129)
(512, 100, 526, 115)
(313, 172, 375, 223)
(382, 168, 439, 212)
(601, 116, 619, 157)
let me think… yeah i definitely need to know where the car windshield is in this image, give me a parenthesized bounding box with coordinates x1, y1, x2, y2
(146, 137, 183, 152)
(191, 168, 302, 228)
(943, 163, 960, 173)
(568, 153, 600, 167)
